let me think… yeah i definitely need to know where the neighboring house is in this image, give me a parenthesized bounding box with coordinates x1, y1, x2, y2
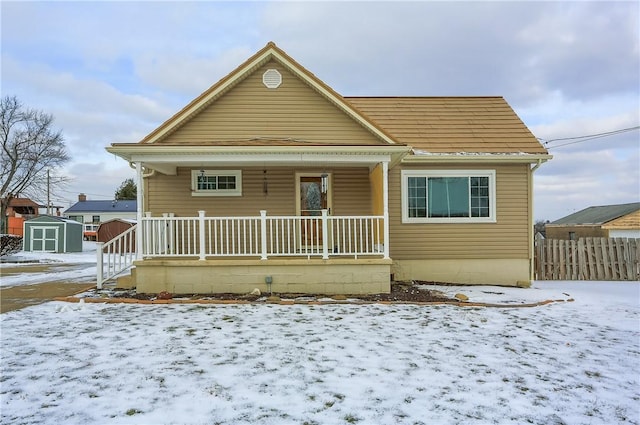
(546, 202, 640, 240)
(104, 42, 551, 294)
(3, 196, 40, 236)
(64, 193, 137, 240)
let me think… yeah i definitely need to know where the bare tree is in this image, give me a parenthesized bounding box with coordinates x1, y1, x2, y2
(1, 96, 69, 233)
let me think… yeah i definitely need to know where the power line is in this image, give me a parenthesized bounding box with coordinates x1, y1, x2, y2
(538, 126, 640, 149)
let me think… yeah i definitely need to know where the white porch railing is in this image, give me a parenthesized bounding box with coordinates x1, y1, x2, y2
(141, 210, 385, 260)
(96, 211, 385, 287)
(96, 223, 137, 288)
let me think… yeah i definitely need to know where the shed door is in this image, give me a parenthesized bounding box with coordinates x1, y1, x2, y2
(31, 226, 58, 252)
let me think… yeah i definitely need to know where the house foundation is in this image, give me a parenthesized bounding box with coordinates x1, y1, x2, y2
(392, 258, 531, 287)
(132, 258, 392, 295)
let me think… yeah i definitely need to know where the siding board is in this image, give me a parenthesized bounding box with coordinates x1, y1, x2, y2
(389, 163, 531, 259)
(146, 167, 374, 218)
(159, 60, 385, 146)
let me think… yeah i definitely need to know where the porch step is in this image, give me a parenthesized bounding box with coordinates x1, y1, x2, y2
(115, 267, 136, 290)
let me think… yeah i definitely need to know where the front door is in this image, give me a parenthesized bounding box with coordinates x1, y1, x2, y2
(297, 173, 331, 248)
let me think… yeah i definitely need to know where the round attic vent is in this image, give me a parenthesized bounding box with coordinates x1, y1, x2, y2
(262, 69, 282, 89)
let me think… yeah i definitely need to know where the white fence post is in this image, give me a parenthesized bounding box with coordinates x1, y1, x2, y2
(198, 210, 206, 260)
(96, 242, 104, 289)
(260, 210, 268, 260)
(321, 209, 329, 260)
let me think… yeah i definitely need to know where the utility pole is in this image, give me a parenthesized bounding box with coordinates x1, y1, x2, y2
(47, 169, 51, 215)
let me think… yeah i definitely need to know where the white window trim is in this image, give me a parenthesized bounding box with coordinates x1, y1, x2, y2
(191, 170, 242, 197)
(401, 169, 496, 224)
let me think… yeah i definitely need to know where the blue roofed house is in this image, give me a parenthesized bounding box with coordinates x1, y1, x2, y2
(64, 193, 137, 240)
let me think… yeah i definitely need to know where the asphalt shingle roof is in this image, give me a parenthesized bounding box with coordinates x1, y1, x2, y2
(550, 202, 640, 225)
(65, 200, 137, 214)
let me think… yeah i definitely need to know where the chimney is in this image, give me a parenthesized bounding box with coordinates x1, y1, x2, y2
(78, 193, 87, 202)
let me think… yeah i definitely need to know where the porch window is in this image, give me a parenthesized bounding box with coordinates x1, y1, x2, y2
(401, 170, 496, 223)
(191, 170, 242, 197)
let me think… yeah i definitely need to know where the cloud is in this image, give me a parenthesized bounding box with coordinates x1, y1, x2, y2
(535, 148, 640, 220)
(132, 47, 255, 97)
(58, 161, 136, 204)
(260, 2, 639, 105)
(516, 2, 639, 101)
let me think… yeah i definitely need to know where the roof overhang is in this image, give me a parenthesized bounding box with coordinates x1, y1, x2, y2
(402, 151, 553, 165)
(107, 144, 412, 175)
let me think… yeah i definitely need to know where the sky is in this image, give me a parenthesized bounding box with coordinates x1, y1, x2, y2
(1, 1, 638, 221)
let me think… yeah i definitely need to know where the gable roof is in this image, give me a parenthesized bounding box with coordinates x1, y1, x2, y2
(5, 197, 40, 209)
(65, 200, 137, 214)
(550, 202, 640, 225)
(107, 42, 549, 168)
(139, 42, 398, 147)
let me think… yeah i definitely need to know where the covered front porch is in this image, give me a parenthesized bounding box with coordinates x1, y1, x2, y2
(99, 144, 409, 294)
(100, 209, 392, 295)
(132, 210, 390, 294)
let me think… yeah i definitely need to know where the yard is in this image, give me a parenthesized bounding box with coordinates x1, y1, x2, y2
(1, 276, 638, 424)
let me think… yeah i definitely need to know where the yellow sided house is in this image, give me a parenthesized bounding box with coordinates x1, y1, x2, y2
(101, 42, 551, 294)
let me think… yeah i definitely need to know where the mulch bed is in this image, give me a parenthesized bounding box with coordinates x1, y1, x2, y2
(123, 281, 455, 303)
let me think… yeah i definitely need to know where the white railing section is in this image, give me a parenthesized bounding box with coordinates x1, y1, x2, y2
(96, 224, 137, 288)
(140, 210, 384, 260)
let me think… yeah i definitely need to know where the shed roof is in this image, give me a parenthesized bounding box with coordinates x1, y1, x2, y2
(26, 215, 82, 225)
(65, 200, 137, 214)
(550, 202, 640, 225)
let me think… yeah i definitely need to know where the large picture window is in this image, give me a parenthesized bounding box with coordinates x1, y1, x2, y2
(191, 170, 242, 197)
(401, 170, 496, 223)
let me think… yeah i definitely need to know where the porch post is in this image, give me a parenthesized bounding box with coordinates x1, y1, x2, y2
(135, 162, 143, 260)
(260, 210, 268, 260)
(382, 161, 390, 259)
(198, 210, 206, 260)
(321, 209, 329, 260)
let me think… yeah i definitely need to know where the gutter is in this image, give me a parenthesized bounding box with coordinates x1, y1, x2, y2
(402, 152, 553, 165)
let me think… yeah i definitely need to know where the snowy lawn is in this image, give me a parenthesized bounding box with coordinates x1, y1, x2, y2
(0, 242, 99, 288)
(1, 282, 638, 425)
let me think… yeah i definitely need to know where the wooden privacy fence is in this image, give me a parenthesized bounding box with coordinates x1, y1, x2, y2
(535, 237, 639, 281)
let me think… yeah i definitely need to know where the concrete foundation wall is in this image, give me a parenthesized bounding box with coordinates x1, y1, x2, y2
(392, 258, 531, 287)
(134, 258, 392, 295)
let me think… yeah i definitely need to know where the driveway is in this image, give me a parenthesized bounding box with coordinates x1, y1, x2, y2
(1, 263, 95, 313)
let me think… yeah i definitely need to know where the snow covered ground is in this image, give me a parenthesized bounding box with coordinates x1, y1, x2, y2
(1, 279, 639, 424)
(0, 242, 99, 288)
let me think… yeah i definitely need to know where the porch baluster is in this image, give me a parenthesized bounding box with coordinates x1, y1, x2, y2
(198, 211, 206, 260)
(322, 209, 329, 260)
(260, 210, 268, 260)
